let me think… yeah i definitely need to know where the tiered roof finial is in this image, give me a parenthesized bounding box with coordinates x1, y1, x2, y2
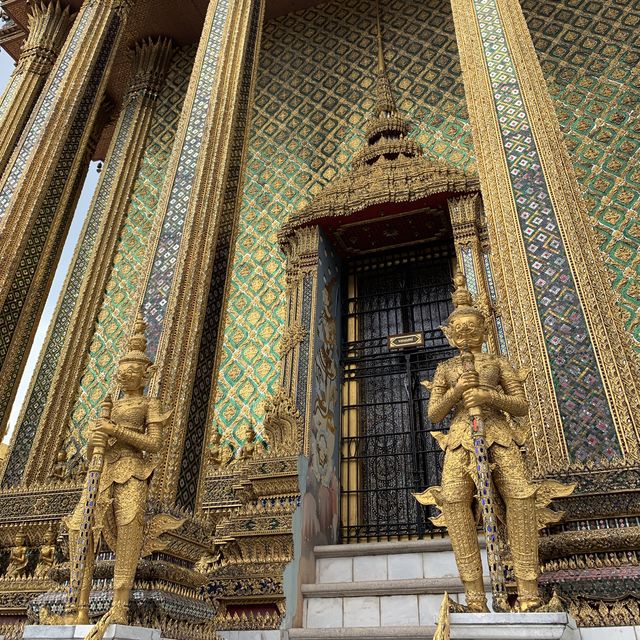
(375, 0, 396, 116)
(279, 0, 480, 230)
(353, 0, 422, 167)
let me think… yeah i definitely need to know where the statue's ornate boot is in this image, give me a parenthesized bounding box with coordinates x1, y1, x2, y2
(76, 605, 90, 625)
(463, 578, 489, 612)
(58, 603, 88, 625)
(515, 579, 542, 612)
(109, 601, 129, 624)
(84, 602, 129, 640)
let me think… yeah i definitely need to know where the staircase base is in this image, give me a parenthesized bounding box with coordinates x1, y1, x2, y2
(449, 612, 578, 639)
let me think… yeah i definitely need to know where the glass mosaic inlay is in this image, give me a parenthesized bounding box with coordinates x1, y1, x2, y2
(522, 0, 640, 345)
(0, 71, 21, 122)
(0, 12, 121, 446)
(176, 2, 262, 511)
(481, 252, 507, 355)
(141, 0, 230, 358)
(460, 246, 479, 297)
(472, 0, 619, 462)
(212, 0, 476, 449)
(483, 252, 497, 302)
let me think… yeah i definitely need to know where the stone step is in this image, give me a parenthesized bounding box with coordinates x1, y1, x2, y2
(287, 626, 436, 639)
(447, 612, 579, 639)
(302, 577, 490, 598)
(314, 539, 456, 558)
(314, 541, 488, 585)
(303, 591, 466, 629)
(290, 613, 580, 640)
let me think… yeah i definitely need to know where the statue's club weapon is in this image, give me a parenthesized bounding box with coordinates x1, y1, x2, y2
(460, 349, 509, 612)
(67, 393, 113, 619)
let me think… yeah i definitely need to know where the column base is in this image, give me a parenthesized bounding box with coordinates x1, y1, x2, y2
(23, 625, 160, 640)
(449, 612, 579, 639)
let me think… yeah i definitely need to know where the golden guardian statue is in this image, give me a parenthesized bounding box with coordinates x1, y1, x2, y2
(415, 272, 574, 613)
(62, 314, 175, 637)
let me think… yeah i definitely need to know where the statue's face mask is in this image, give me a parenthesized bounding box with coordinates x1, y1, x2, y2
(449, 313, 485, 350)
(115, 361, 148, 391)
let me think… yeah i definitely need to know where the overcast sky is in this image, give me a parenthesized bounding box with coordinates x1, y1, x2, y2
(0, 49, 101, 442)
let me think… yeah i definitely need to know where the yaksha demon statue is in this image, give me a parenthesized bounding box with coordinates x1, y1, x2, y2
(416, 272, 573, 613)
(62, 314, 179, 638)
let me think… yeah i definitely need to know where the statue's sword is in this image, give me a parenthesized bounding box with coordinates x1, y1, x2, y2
(67, 393, 113, 617)
(459, 350, 508, 612)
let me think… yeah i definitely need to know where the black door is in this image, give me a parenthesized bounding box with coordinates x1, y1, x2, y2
(340, 247, 455, 542)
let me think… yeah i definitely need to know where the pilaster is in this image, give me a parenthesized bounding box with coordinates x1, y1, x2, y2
(121, 0, 265, 507)
(449, 0, 640, 470)
(2, 38, 175, 487)
(0, 0, 134, 441)
(0, 0, 74, 176)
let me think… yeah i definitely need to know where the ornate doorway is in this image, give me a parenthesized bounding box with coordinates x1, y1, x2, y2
(340, 244, 455, 542)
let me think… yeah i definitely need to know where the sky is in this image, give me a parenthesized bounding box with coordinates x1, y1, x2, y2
(0, 49, 102, 442)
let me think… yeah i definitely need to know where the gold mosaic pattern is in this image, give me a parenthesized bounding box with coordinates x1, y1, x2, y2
(65, 46, 194, 456)
(523, 0, 640, 343)
(212, 0, 475, 446)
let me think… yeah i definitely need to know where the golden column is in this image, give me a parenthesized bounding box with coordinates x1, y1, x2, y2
(0, 0, 134, 437)
(10, 38, 175, 485)
(0, 0, 74, 176)
(135, 0, 264, 505)
(449, 0, 640, 469)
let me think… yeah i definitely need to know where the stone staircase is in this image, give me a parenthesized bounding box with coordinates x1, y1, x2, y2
(285, 540, 640, 640)
(287, 538, 490, 639)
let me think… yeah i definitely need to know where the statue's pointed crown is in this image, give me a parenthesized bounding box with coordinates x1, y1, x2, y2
(448, 270, 485, 322)
(120, 311, 153, 366)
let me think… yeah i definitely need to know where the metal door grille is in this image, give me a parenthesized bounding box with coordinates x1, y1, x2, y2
(340, 247, 455, 542)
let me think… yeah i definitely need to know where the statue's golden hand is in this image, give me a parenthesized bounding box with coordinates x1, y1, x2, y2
(454, 371, 479, 397)
(89, 420, 115, 449)
(97, 420, 116, 436)
(462, 388, 492, 409)
(89, 428, 108, 450)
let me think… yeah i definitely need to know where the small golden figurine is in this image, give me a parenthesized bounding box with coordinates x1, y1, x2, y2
(415, 272, 574, 613)
(6, 529, 29, 578)
(208, 428, 224, 467)
(72, 458, 88, 482)
(238, 423, 258, 461)
(34, 523, 57, 578)
(63, 314, 176, 637)
(49, 449, 68, 481)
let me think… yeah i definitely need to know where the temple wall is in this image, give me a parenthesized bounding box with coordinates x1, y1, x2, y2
(211, 0, 475, 450)
(523, 0, 640, 344)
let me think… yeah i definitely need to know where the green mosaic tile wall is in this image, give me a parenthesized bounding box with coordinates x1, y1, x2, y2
(523, 0, 640, 345)
(211, 0, 475, 447)
(65, 46, 195, 457)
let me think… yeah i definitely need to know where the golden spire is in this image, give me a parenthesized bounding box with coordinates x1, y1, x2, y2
(375, 0, 396, 116)
(353, 0, 422, 167)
